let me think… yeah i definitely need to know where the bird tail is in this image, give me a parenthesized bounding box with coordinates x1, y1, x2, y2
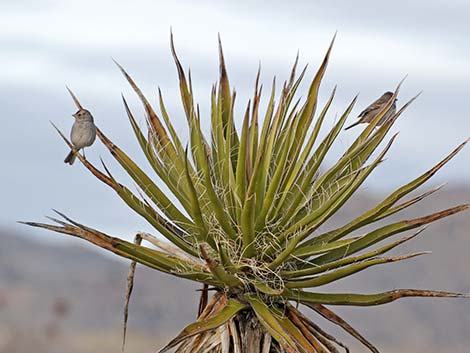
(344, 121, 361, 131)
(64, 150, 77, 165)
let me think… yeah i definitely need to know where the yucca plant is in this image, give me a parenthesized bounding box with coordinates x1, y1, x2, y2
(23, 33, 469, 353)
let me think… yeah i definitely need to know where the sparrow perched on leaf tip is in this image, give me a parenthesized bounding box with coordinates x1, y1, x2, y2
(345, 91, 397, 130)
(64, 109, 96, 165)
(64, 87, 96, 165)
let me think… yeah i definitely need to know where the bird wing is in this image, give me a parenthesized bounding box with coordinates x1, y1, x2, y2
(357, 107, 369, 118)
(357, 95, 389, 118)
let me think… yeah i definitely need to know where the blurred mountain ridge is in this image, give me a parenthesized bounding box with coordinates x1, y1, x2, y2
(1, 186, 469, 352)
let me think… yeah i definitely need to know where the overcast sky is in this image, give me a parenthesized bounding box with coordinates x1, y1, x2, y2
(1, 0, 469, 241)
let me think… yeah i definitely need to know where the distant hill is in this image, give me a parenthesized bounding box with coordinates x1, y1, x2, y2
(1, 186, 469, 353)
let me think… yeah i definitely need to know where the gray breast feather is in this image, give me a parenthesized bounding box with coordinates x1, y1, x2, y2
(70, 121, 96, 149)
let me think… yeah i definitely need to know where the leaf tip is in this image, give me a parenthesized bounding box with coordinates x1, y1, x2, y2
(65, 86, 83, 110)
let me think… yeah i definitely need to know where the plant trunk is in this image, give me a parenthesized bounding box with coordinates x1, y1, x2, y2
(169, 291, 348, 353)
(174, 311, 282, 353)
